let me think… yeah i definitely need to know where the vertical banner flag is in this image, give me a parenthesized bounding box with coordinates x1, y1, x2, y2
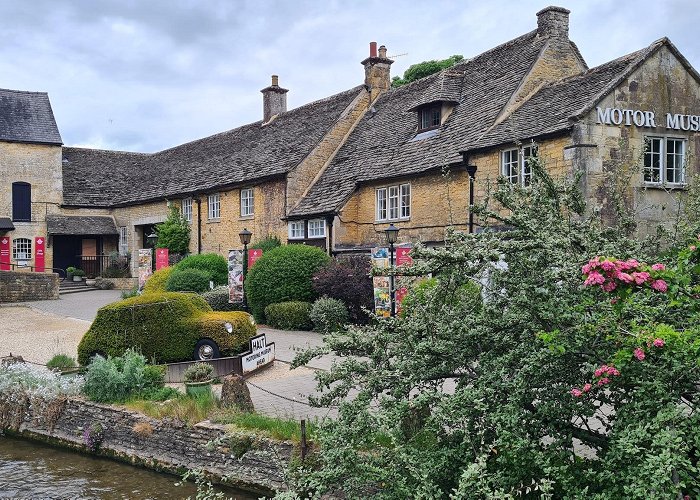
(248, 248, 262, 268)
(138, 249, 153, 291)
(395, 246, 413, 315)
(155, 248, 169, 270)
(371, 247, 391, 317)
(0, 237, 9, 271)
(228, 249, 244, 303)
(35, 236, 45, 272)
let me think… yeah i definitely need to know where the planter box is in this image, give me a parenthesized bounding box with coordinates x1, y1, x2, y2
(185, 380, 213, 398)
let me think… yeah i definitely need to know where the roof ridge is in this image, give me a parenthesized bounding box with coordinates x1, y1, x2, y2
(0, 88, 49, 96)
(63, 146, 150, 156)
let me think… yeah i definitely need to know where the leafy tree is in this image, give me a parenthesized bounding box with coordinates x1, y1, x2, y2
(285, 159, 700, 498)
(155, 206, 190, 254)
(250, 235, 282, 252)
(391, 55, 464, 87)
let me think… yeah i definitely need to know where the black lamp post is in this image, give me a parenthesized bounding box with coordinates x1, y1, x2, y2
(384, 224, 399, 317)
(239, 228, 252, 311)
(146, 231, 158, 270)
(465, 164, 478, 234)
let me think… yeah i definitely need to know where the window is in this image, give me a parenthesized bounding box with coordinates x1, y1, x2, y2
(501, 144, 538, 186)
(419, 104, 441, 131)
(181, 198, 192, 223)
(12, 182, 31, 222)
(308, 219, 326, 238)
(644, 137, 686, 185)
(12, 238, 31, 261)
(240, 188, 254, 217)
(208, 193, 220, 220)
(119, 227, 128, 256)
(288, 221, 304, 239)
(376, 183, 411, 221)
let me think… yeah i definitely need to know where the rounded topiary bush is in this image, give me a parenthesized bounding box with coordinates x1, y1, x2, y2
(245, 244, 330, 322)
(165, 268, 211, 293)
(143, 266, 174, 294)
(312, 255, 373, 324)
(202, 286, 244, 311)
(310, 297, 349, 333)
(265, 301, 313, 330)
(174, 253, 228, 285)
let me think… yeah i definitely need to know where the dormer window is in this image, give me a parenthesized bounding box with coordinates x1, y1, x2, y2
(418, 104, 441, 131)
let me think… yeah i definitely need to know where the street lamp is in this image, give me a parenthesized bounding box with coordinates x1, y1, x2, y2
(146, 231, 158, 271)
(465, 163, 478, 234)
(384, 224, 399, 317)
(239, 228, 252, 311)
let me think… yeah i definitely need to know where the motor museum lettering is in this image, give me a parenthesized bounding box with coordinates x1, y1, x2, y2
(241, 334, 275, 374)
(596, 107, 700, 131)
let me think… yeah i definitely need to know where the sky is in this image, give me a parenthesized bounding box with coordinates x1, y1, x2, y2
(1, 0, 698, 153)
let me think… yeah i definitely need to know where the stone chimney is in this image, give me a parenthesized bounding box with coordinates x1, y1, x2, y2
(536, 6, 570, 40)
(260, 75, 289, 123)
(361, 42, 394, 102)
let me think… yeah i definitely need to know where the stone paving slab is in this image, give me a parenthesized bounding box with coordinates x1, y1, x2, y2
(9, 289, 124, 321)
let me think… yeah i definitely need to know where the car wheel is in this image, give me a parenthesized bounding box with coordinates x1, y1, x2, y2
(194, 339, 220, 361)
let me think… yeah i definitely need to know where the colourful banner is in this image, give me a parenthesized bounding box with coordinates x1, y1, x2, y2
(228, 249, 244, 303)
(248, 248, 262, 268)
(155, 248, 169, 270)
(371, 247, 390, 317)
(35, 236, 45, 272)
(138, 248, 153, 291)
(396, 247, 413, 266)
(0, 236, 10, 271)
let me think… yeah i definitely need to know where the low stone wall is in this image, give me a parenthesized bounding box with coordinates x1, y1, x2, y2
(3, 397, 293, 495)
(0, 270, 59, 302)
(97, 277, 138, 290)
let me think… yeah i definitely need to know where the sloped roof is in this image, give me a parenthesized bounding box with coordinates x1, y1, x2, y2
(0, 218, 14, 231)
(62, 86, 364, 207)
(46, 215, 118, 235)
(289, 29, 555, 217)
(0, 89, 62, 145)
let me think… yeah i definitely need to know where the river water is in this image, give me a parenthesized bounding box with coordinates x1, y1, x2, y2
(0, 436, 257, 499)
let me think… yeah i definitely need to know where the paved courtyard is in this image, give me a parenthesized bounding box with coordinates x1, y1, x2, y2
(0, 291, 337, 420)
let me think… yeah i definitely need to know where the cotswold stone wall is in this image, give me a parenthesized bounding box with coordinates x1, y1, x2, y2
(0, 270, 59, 302)
(5, 397, 293, 495)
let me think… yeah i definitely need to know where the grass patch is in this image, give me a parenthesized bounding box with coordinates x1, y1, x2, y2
(126, 392, 218, 426)
(210, 409, 316, 442)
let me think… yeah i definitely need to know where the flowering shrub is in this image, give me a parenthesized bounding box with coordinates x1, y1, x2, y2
(83, 421, 105, 452)
(582, 256, 667, 293)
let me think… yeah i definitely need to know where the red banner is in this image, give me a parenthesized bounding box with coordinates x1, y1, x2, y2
(248, 248, 262, 268)
(35, 236, 45, 272)
(155, 248, 169, 271)
(0, 237, 9, 271)
(396, 246, 413, 266)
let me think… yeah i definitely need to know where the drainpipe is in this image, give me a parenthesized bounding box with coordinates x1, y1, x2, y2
(195, 198, 202, 254)
(326, 216, 334, 256)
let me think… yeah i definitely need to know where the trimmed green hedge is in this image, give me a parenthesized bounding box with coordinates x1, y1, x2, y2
(174, 253, 228, 286)
(202, 286, 244, 311)
(77, 292, 255, 365)
(310, 297, 349, 333)
(165, 268, 211, 293)
(245, 244, 330, 322)
(143, 267, 174, 294)
(265, 301, 313, 331)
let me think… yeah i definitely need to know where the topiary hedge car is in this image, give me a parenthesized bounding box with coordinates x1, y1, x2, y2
(77, 292, 256, 366)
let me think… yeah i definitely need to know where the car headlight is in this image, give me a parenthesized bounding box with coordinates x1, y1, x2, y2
(248, 314, 256, 326)
(224, 322, 233, 334)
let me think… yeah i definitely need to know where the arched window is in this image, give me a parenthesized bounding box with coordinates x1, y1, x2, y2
(12, 238, 32, 261)
(12, 182, 31, 221)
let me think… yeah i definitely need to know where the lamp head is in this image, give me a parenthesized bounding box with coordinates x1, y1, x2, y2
(384, 224, 399, 244)
(466, 164, 478, 179)
(239, 228, 252, 245)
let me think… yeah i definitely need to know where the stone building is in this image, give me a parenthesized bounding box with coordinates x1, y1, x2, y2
(1, 6, 699, 275)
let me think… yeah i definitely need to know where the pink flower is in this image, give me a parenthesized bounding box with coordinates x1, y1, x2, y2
(602, 281, 617, 292)
(571, 388, 583, 397)
(632, 271, 650, 285)
(600, 260, 616, 271)
(691, 245, 697, 251)
(653, 338, 665, 348)
(583, 383, 592, 393)
(651, 279, 668, 292)
(597, 378, 610, 386)
(608, 367, 620, 377)
(584, 271, 605, 286)
(651, 263, 665, 271)
(617, 272, 634, 284)
(634, 348, 646, 361)
(594, 366, 606, 377)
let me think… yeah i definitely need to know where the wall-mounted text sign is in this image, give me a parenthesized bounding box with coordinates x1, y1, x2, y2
(596, 107, 700, 131)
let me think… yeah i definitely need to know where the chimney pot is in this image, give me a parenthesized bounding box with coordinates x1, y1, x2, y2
(271, 74, 279, 86)
(369, 41, 377, 58)
(378, 45, 387, 58)
(260, 76, 288, 123)
(536, 6, 570, 39)
(361, 42, 394, 101)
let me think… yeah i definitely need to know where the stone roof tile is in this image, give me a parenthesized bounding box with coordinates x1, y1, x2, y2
(0, 88, 62, 145)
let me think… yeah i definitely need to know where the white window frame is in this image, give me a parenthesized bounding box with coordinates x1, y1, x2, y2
(12, 238, 32, 261)
(307, 219, 326, 239)
(288, 221, 305, 240)
(644, 136, 686, 186)
(240, 188, 254, 217)
(181, 198, 193, 223)
(501, 144, 538, 186)
(376, 183, 411, 222)
(119, 227, 129, 256)
(208, 193, 220, 220)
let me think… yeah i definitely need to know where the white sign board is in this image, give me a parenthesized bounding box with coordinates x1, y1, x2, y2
(241, 334, 275, 374)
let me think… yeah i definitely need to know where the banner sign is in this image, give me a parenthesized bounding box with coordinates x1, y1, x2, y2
(248, 248, 262, 268)
(137, 248, 153, 290)
(156, 248, 169, 271)
(0, 237, 10, 271)
(395, 246, 413, 315)
(240, 333, 275, 375)
(228, 249, 244, 303)
(35, 237, 45, 272)
(371, 247, 391, 317)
